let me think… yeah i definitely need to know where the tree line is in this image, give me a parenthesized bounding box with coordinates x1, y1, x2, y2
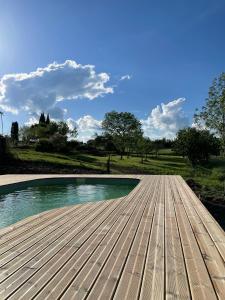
(1, 71, 225, 167)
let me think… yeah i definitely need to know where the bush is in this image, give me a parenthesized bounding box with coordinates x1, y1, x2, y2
(49, 133, 67, 152)
(35, 134, 68, 153)
(0, 135, 14, 163)
(35, 139, 54, 152)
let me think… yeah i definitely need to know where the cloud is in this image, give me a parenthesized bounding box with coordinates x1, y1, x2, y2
(67, 115, 102, 142)
(120, 74, 132, 81)
(0, 60, 113, 118)
(25, 116, 39, 126)
(141, 98, 189, 139)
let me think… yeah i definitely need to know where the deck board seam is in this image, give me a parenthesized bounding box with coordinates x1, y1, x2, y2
(136, 177, 162, 300)
(176, 176, 225, 262)
(110, 180, 158, 300)
(167, 176, 192, 299)
(170, 176, 218, 299)
(112, 177, 161, 300)
(73, 177, 156, 300)
(175, 176, 225, 298)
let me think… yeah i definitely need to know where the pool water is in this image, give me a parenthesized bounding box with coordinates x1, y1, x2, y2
(0, 178, 138, 229)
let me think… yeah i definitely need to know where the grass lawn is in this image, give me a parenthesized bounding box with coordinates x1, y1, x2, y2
(12, 147, 225, 202)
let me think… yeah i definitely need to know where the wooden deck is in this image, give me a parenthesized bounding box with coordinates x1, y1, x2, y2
(0, 174, 225, 299)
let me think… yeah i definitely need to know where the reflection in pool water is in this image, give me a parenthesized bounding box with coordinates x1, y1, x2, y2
(0, 178, 138, 229)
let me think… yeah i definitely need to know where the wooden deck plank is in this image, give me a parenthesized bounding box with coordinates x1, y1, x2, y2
(0, 203, 90, 260)
(169, 176, 217, 300)
(0, 200, 119, 298)
(112, 177, 160, 300)
(176, 176, 225, 261)
(174, 176, 225, 299)
(164, 176, 190, 300)
(139, 176, 165, 300)
(0, 174, 224, 299)
(0, 207, 67, 241)
(0, 202, 102, 282)
(61, 177, 157, 300)
(28, 176, 147, 300)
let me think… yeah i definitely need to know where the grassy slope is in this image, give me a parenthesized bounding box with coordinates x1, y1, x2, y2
(14, 148, 225, 200)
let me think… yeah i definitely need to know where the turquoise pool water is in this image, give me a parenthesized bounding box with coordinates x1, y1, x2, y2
(0, 178, 138, 229)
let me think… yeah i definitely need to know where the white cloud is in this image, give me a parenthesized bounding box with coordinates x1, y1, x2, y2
(67, 115, 102, 142)
(0, 60, 113, 118)
(120, 74, 132, 81)
(25, 116, 39, 126)
(141, 98, 189, 139)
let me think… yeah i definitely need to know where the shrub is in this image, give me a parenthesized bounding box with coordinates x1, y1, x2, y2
(35, 139, 54, 152)
(49, 133, 67, 152)
(0, 135, 14, 163)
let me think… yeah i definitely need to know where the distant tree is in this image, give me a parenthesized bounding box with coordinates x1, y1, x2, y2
(86, 134, 116, 172)
(57, 121, 69, 136)
(0, 111, 4, 135)
(194, 72, 225, 155)
(174, 127, 220, 165)
(143, 137, 153, 160)
(136, 136, 146, 163)
(20, 118, 77, 143)
(88, 134, 116, 152)
(160, 138, 174, 148)
(102, 111, 143, 159)
(20, 117, 78, 153)
(19, 126, 32, 143)
(46, 114, 50, 124)
(152, 139, 164, 157)
(136, 137, 153, 163)
(47, 121, 59, 136)
(39, 112, 46, 125)
(10, 122, 19, 144)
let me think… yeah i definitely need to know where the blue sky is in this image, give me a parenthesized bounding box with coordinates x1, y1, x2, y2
(0, 0, 225, 140)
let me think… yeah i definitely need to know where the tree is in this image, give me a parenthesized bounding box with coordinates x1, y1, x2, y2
(11, 122, 19, 144)
(0, 111, 4, 135)
(102, 111, 143, 159)
(136, 137, 153, 163)
(136, 136, 146, 163)
(39, 112, 46, 124)
(174, 127, 220, 165)
(152, 139, 164, 157)
(194, 72, 225, 155)
(19, 126, 32, 143)
(143, 137, 153, 160)
(88, 134, 116, 152)
(46, 114, 50, 124)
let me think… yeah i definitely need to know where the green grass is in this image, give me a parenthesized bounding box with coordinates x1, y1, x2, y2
(13, 149, 104, 171)
(13, 148, 225, 201)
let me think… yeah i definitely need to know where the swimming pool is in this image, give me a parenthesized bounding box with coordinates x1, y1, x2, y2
(0, 178, 139, 228)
